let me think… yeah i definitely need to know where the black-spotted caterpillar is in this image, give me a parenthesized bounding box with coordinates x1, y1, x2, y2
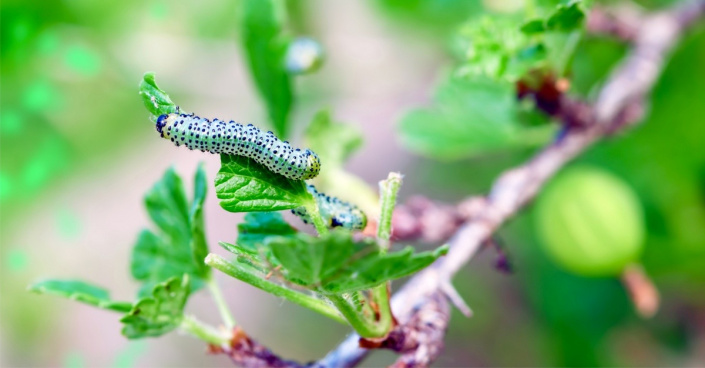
(293, 184, 367, 230)
(155, 112, 366, 230)
(156, 112, 321, 181)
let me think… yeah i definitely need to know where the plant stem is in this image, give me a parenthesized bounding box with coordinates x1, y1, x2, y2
(377, 172, 403, 252)
(328, 294, 392, 338)
(205, 254, 346, 324)
(324, 173, 401, 338)
(306, 201, 329, 236)
(180, 314, 231, 346)
(207, 277, 236, 329)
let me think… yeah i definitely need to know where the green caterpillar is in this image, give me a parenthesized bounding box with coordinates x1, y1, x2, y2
(293, 185, 367, 230)
(156, 112, 321, 181)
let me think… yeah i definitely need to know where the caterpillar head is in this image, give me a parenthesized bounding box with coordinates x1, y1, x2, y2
(156, 114, 170, 137)
(303, 149, 321, 180)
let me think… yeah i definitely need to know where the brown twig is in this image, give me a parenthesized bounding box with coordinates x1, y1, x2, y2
(214, 328, 305, 368)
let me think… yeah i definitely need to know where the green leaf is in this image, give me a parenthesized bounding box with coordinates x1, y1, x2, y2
(455, 17, 517, 80)
(454, 1, 587, 82)
(546, 1, 585, 32)
(304, 109, 363, 170)
(323, 244, 448, 294)
(131, 167, 211, 297)
(120, 276, 190, 339)
(236, 212, 298, 252)
(138, 72, 178, 118)
(269, 229, 368, 286)
(241, 0, 293, 138)
(215, 154, 310, 212)
(268, 229, 448, 294)
(399, 77, 523, 159)
(28, 279, 132, 313)
(520, 19, 546, 34)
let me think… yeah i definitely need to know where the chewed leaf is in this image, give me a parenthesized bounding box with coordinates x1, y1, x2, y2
(28, 279, 132, 313)
(120, 276, 190, 339)
(215, 154, 311, 212)
(139, 73, 178, 118)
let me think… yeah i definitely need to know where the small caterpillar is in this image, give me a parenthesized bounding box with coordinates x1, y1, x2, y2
(156, 112, 321, 181)
(292, 185, 367, 230)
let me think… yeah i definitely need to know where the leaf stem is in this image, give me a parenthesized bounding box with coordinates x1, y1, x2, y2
(207, 277, 236, 329)
(179, 314, 231, 346)
(361, 171, 404, 339)
(205, 254, 346, 324)
(328, 294, 392, 338)
(377, 172, 403, 252)
(305, 201, 329, 236)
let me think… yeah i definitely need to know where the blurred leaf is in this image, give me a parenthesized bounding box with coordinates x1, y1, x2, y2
(455, 17, 526, 80)
(546, 1, 585, 32)
(215, 154, 310, 212)
(455, 1, 587, 82)
(131, 167, 210, 296)
(241, 0, 293, 138)
(236, 212, 298, 252)
(374, 0, 482, 33)
(268, 229, 448, 294)
(120, 276, 190, 339)
(28, 279, 132, 313)
(138, 72, 178, 118)
(520, 19, 546, 34)
(304, 109, 363, 171)
(399, 77, 551, 159)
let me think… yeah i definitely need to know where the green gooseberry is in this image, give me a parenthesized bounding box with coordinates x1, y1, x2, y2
(535, 166, 645, 276)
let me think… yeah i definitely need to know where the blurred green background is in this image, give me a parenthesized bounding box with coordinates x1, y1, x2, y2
(1, 0, 704, 367)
